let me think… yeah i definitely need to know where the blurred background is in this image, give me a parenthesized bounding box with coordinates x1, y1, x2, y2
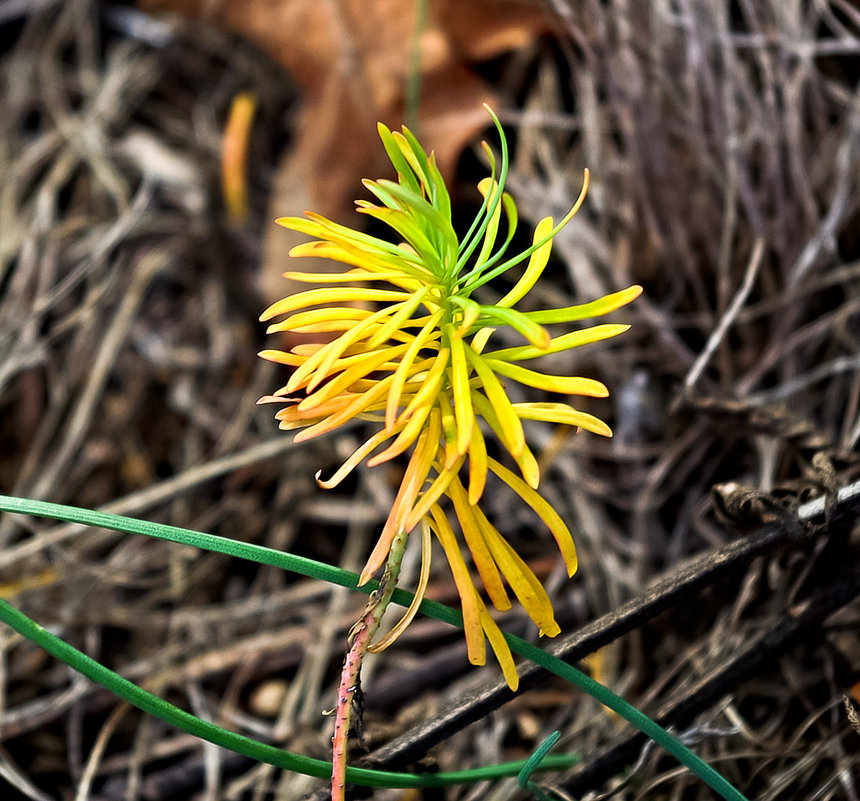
(0, 1, 859, 799)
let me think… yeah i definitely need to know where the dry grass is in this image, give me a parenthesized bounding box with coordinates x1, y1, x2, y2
(0, 1, 859, 800)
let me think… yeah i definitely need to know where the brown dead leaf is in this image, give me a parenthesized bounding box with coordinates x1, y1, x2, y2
(138, 0, 550, 305)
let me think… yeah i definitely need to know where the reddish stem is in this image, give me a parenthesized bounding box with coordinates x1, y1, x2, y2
(331, 528, 408, 801)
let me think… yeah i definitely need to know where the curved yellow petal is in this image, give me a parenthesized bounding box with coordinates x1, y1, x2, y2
(446, 325, 474, 458)
(265, 307, 370, 333)
(361, 411, 441, 583)
(476, 511, 560, 637)
(466, 418, 488, 504)
(293, 378, 391, 442)
(486, 457, 577, 576)
(404, 453, 464, 531)
(524, 285, 643, 326)
(464, 348, 525, 457)
(469, 392, 538, 487)
(429, 504, 486, 667)
(281, 269, 413, 283)
(447, 476, 511, 612)
(306, 306, 409, 392)
(368, 285, 433, 348)
(385, 310, 443, 429)
(496, 215, 554, 308)
(513, 402, 612, 437)
(260, 287, 412, 322)
(398, 347, 450, 421)
(316, 424, 404, 490)
(485, 323, 632, 363)
(368, 399, 435, 466)
(299, 344, 408, 410)
(484, 359, 609, 397)
(479, 604, 519, 691)
(258, 349, 302, 367)
(367, 518, 432, 654)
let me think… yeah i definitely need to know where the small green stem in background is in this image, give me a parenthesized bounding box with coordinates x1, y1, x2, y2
(332, 528, 408, 801)
(405, 0, 427, 133)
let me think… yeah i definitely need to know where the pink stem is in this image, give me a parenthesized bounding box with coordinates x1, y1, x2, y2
(331, 527, 408, 801)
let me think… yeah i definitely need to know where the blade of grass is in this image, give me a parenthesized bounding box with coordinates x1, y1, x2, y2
(0, 494, 748, 800)
(0, 595, 577, 788)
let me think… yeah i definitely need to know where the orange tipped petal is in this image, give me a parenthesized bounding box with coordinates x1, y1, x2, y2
(447, 477, 510, 611)
(428, 505, 486, 667)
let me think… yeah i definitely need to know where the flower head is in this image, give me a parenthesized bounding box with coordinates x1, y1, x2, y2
(259, 107, 641, 689)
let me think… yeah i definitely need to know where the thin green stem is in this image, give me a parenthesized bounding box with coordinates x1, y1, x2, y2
(0, 594, 575, 788)
(0, 495, 748, 800)
(405, 0, 427, 134)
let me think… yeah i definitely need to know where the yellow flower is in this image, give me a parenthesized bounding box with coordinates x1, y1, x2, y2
(259, 108, 641, 689)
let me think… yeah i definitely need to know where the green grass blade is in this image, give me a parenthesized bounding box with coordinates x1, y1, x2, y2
(0, 495, 748, 800)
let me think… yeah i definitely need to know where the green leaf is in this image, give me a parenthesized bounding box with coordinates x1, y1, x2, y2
(476, 305, 550, 349)
(0, 495, 749, 801)
(376, 122, 422, 195)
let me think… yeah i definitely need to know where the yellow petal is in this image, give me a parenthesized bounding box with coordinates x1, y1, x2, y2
(524, 285, 643, 326)
(264, 307, 369, 333)
(496, 216, 554, 308)
(428, 505, 486, 667)
(438, 389, 460, 469)
(283, 315, 384, 394)
(404, 453, 464, 531)
(467, 419, 488, 504)
(292, 346, 412, 382)
(486, 457, 578, 576)
(258, 349, 302, 367)
(367, 399, 434, 467)
(293, 378, 391, 442)
(446, 325, 474, 458)
(360, 411, 441, 583)
(305, 306, 407, 392)
(447, 477, 511, 611)
(385, 310, 443, 429)
(495, 171, 589, 313)
(398, 347, 450, 421)
(485, 323, 632, 363)
(470, 392, 540, 488)
(470, 327, 495, 355)
(484, 359, 609, 397)
(316, 425, 404, 489)
(513, 402, 612, 437)
(281, 269, 413, 283)
(464, 349, 525, 457)
(260, 287, 412, 322)
(288, 240, 432, 282)
(476, 512, 560, 637)
(298, 344, 408, 410)
(368, 285, 432, 348)
(479, 604, 519, 691)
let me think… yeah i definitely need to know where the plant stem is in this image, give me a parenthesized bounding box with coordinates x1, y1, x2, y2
(332, 527, 408, 801)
